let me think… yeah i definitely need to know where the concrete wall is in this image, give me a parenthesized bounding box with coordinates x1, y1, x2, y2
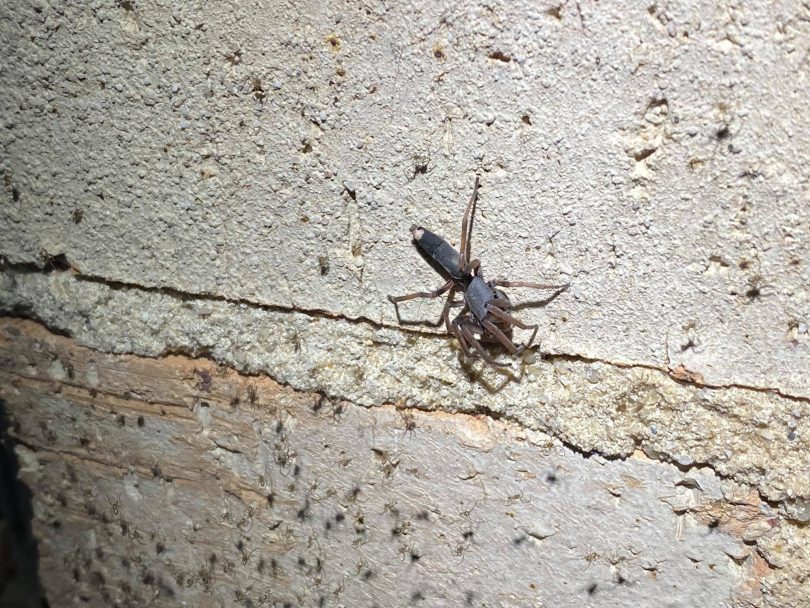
(1, 1, 808, 606)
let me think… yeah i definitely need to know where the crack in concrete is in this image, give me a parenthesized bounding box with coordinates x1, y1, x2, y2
(554, 353, 810, 405)
(3, 269, 808, 505)
(3, 264, 807, 404)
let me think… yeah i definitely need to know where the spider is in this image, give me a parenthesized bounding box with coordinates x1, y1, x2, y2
(388, 176, 569, 367)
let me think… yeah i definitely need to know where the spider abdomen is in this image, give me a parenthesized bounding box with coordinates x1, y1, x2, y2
(411, 226, 463, 279)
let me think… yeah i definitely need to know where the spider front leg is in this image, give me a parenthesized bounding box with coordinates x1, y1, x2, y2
(485, 305, 539, 350)
(452, 315, 512, 368)
(490, 279, 570, 291)
(388, 280, 454, 325)
(480, 318, 522, 355)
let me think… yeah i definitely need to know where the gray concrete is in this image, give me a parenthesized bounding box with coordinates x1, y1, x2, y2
(3, 271, 808, 507)
(1, 0, 809, 606)
(0, 323, 771, 607)
(1, 0, 808, 393)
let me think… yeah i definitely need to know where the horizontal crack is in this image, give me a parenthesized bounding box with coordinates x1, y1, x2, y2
(2, 264, 808, 404)
(1, 260, 434, 337)
(552, 352, 810, 405)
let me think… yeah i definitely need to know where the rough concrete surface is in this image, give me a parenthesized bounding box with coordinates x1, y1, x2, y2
(0, 321, 793, 607)
(1, 0, 808, 392)
(1, 0, 809, 607)
(3, 271, 809, 508)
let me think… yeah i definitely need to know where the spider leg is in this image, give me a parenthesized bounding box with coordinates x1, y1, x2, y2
(456, 319, 512, 368)
(451, 316, 476, 359)
(388, 280, 454, 304)
(490, 279, 570, 291)
(388, 280, 454, 324)
(458, 176, 480, 269)
(444, 300, 470, 340)
(439, 286, 463, 333)
(485, 305, 539, 350)
(481, 319, 521, 354)
(489, 295, 512, 309)
(460, 258, 481, 275)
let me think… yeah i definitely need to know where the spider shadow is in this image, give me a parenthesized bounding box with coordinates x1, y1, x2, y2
(507, 284, 569, 312)
(388, 237, 461, 328)
(456, 348, 528, 394)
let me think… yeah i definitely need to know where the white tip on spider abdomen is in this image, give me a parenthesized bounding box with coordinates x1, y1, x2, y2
(411, 226, 425, 240)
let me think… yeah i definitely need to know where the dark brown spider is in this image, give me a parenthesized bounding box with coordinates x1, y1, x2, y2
(388, 176, 568, 367)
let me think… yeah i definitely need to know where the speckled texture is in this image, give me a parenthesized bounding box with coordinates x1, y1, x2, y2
(0, 321, 783, 607)
(2, 272, 808, 507)
(1, 0, 809, 606)
(1, 0, 808, 394)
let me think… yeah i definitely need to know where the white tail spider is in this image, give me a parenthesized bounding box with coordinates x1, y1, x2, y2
(388, 176, 569, 367)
